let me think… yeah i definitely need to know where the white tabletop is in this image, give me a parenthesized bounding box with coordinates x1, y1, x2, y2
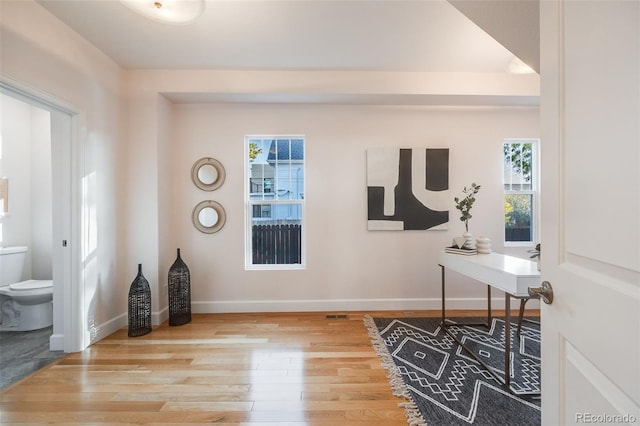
(438, 251, 540, 297)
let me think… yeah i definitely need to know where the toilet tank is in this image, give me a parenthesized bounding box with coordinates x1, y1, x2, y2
(0, 246, 28, 286)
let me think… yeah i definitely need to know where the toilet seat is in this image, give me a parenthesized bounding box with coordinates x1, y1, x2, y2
(8, 280, 53, 291)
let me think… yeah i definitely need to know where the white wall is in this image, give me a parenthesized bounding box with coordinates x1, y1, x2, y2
(165, 103, 539, 312)
(127, 67, 540, 316)
(156, 94, 173, 317)
(30, 103, 52, 279)
(0, 94, 31, 252)
(0, 93, 52, 280)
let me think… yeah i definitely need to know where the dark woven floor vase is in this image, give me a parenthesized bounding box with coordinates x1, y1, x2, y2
(128, 264, 152, 337)
(168, 248, 192, 326)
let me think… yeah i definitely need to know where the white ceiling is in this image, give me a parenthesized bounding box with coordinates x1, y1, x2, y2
(34, 0, 530, 73)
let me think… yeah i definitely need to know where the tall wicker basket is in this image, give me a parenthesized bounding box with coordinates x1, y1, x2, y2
(168, 248, 192, 326)
(128, 264, 152, 337)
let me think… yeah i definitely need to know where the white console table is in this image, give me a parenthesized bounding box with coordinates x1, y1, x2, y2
(438, 251, 540, 394)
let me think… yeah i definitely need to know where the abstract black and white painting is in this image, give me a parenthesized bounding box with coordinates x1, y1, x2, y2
(367, 148, 449, 230)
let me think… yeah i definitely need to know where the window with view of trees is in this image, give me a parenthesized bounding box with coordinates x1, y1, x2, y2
(504, 140, 539, 244)
(245, 136, 305, 269)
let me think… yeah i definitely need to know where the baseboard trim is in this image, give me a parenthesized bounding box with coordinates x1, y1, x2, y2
(50, 333, 64, 351)
(91, 313, 128, 345)
(153, 306, 168, 325)
(91, 308, 169, 342)
(191, 297, 539, 313)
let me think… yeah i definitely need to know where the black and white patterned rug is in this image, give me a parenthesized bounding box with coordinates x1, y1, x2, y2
(365, 316, 541, 425)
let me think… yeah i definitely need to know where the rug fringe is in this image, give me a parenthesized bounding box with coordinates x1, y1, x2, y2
(364, 315, 428, 426)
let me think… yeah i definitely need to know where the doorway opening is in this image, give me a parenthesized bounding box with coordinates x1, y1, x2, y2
(0, 79, 82, 355)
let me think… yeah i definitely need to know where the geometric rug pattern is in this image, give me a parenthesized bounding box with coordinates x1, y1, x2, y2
(365, 316, 541, 426)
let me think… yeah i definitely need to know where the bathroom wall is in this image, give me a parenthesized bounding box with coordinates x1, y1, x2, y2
(0, 93, 52, 280)
(0, 94, 30, 253)
(30, 102, 52, 280)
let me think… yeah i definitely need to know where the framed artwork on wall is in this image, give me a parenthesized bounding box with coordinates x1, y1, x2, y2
(367, 148, 449, 231)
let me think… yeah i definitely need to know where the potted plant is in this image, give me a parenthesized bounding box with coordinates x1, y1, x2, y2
(528, 243, 541, 270)
(454, 183, 481, 249)
(454, 183, 481, 233)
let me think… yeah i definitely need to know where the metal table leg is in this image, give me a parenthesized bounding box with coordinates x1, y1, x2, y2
(487, 285, 492, 325)
(441, 265, 446, 326)
(439, 264, 539, 396)
(505, 293, 511, 388)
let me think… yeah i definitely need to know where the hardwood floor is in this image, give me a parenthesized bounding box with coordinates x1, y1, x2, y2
(0, 310, 537, 425)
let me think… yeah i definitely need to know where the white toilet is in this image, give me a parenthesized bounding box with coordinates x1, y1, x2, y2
(0, 246, 53, 331)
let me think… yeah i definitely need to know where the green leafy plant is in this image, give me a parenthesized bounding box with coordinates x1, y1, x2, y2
(504, 194, 532, 229)
(504, 143, 532, 182)
(528, 243, 541, 259)
(249, 142, 262, 162)
(454, 183, 481, 232)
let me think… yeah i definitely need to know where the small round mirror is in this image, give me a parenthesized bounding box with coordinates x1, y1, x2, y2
(191, 157, 225, 191)
(197, 164, 218, 185)
(198, 206, 219, 227)
(192, 200, 226, 233)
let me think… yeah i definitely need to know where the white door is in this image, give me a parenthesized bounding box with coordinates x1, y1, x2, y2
(540, 1, 640, 425)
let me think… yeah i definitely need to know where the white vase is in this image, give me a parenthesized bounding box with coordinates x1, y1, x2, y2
(463, 231, 475, 249)
(476, 236, 491, 253)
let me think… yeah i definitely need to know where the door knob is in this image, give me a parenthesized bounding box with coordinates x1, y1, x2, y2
(528, 281, 554, 304)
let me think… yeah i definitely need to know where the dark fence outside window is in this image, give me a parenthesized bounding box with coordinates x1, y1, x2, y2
(252, 223, 302, 264)
(506, 227, 531, 242)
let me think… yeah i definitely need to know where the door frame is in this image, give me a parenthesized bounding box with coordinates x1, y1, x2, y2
(0, 75, 84, 352)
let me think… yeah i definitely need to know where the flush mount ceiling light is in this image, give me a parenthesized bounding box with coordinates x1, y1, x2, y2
(120, 0, 205, 24)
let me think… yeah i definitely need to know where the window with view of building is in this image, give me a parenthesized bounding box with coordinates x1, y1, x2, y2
(245, 136, 305, 269)
(503, 139, 539, 244)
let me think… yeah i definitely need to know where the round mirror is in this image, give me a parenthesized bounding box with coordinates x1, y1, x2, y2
(198, 206, 219, 227)
(191, 157, 225, 191)
(192, 200, 226, 233)
(197, 164, 218, 185)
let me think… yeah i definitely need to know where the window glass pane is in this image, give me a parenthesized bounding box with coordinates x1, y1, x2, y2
(249, 172, 263, 195)
(259, 139, 305, 201)
(252, 204, 272, 219)
(505, 194, 533, 242)
(291, 139, 304, 200)
(291, 139, 304, 159)
(504, 143, 533, 190)
(503, 140, 537, 244)
(276, 139, 290, 159)
(251, 203, 302, 264)
(249, 139, 275, 198)
(246, 135, 305, 268)
(248, 139, 264, 162)
(273, 139, 288, 200)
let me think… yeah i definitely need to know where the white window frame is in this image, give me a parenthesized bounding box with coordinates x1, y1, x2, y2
(503, 138, 540, 247)
(244, 135, 306, 270)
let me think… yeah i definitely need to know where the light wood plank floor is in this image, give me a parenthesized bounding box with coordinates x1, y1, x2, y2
(0, 310, 538, 425)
